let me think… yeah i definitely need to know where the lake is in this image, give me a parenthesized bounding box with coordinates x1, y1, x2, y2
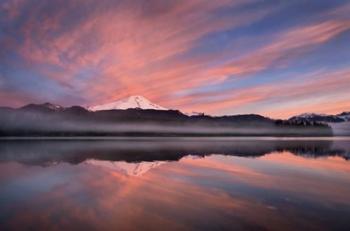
(0, 137, 350, 231)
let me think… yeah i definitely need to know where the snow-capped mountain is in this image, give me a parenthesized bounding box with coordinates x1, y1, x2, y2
(289, 112, 350, 123)
(293, 113, 327, 119)
(338, 112, 350, 121)
(89, 95, 168, 111)
(85, 160, 166, 176)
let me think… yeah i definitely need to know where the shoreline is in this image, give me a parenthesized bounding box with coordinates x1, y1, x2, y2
(1, 136, 350, 141)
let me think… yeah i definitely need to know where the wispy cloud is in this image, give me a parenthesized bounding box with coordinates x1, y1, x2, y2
(178, 68, 350, 118)
(0, 0, 349, 117)
(209, 20, 350, 78)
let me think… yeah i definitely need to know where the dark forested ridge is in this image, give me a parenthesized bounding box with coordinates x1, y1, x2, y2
(0, 103, 332, 137)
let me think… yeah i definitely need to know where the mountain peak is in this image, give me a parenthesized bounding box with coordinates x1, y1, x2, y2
(128, 95, 146, 100)
(86, 160, 166, 177)
(89, 95, 168, 111)
(41, 102, 64, 110)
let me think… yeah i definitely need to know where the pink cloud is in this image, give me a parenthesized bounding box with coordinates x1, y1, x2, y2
(176, 68, 350, 117)
(1, 0, 349, 116)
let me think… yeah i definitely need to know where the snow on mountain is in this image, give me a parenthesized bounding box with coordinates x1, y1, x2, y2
(85, 160, 166, 176)
(185, 111, 206, 116)
(289, 112, 349, 123)
(337, 112, 350, 121)
(293, 113, 327, 119)
(42, 103, 63, 110)
(89, 95, 168, 111)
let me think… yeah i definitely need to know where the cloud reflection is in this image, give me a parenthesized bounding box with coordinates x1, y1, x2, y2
(1, 140, 350, 230)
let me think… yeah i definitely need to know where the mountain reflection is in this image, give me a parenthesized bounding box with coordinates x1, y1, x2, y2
(0, 138, 349, 166)
(1, 138, 350, 230)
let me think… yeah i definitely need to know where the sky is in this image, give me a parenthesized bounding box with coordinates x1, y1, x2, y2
(0, 0, 349, 118)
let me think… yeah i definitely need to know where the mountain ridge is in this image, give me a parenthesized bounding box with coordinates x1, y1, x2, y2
(4, 99, 349, 124)
(0, 101, 332, 137)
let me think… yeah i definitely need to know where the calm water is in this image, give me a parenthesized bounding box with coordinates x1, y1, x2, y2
(0, 138, 350, 231)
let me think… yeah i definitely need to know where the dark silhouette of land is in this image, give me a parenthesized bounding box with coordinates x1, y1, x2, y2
(0, 103, 332, 137)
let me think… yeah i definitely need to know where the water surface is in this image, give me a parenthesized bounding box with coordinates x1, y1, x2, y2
(0, 138, 350, 231)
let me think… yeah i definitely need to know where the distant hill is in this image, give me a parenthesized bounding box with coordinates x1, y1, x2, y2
(289, 112, 350, 136)
(289, 112, 350, 123)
